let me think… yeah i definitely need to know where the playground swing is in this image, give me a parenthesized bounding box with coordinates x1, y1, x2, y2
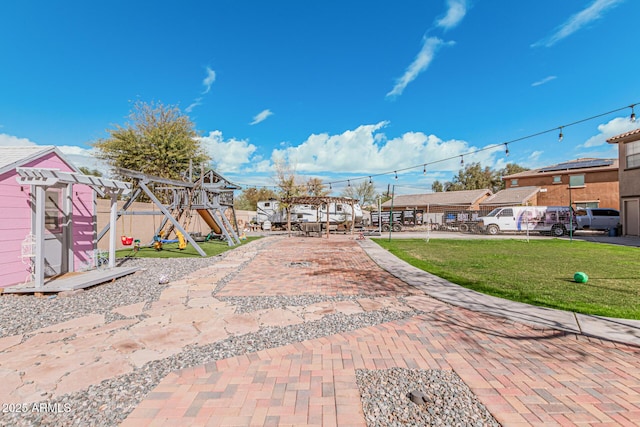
(121, 214, 134, 246)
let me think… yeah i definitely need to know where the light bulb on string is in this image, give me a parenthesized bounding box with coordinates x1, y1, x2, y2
(423, 165, 426, 175)
(558, 127, 564, 142)
(504, 143, 509, 157)
(369, 176, 372, 184)
(329, 183, 332, 190)
(460, 156, 464, 167)
(347, 180, 351, 187)
(631, 105, 636, 123)
(394, 171, 398, 180)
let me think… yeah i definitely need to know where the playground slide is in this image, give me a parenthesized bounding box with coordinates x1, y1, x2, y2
(197, 209, 222, 234)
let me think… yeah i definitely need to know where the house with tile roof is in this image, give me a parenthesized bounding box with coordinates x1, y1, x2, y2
(501, 158, 619, 210)
(607, 127, 640, 236)
(0, 146, 95, 288)
(480, 186, 540, 207)
(379, 189, 493, 227)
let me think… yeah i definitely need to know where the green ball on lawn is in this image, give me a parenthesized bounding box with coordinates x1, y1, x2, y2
(574, 272, 588, 283)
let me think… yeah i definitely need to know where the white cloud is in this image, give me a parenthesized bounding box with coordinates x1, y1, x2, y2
(582, 116, 638, 147)
(198, 131, 258, 173)
(532, 0, 624, 48)
(270, 121, 497, 175)
(185, 97, 203, 113)
(202, 66, 216, 94)
(531, 75, 557, 87)
(56, 145, 111, 174)
(0, 133, 37, 147)
(386, 37, 454, 98)
(436, 0, 468, 30)
(250, 109, 274, 125)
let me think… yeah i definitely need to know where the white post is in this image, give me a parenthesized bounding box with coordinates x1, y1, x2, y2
(109, 191, 118, 268)
(378, 197, 381, 233)
(34, 185, 46, 289)
(64, 183, 74, 272)
(350, 201, 355, 235)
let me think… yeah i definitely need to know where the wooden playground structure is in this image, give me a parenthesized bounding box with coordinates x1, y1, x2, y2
(98, 167, 242, 256)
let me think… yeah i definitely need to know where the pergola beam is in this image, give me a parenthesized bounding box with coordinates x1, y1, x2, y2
(15, 167, 132, 288)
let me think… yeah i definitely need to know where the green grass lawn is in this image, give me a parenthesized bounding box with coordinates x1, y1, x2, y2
(115, 236, 261, 259)
(372, 238, 640, 320)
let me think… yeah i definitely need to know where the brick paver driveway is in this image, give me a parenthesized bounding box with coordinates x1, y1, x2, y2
(123, 235, 640, 427)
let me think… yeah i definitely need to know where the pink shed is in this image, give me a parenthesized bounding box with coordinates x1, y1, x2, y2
(0, 146, 95, 288)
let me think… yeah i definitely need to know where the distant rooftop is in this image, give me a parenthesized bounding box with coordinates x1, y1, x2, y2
(538, 158, 614, 173)
(480, 186, 540, 206)
(381, 189, 492, 208)
(503, 158, 618, 179)
(607, 127, 640, 144)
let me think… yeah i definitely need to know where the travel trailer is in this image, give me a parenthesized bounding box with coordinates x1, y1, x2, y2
(477, 206, 577, 236)
(256, 200, 364, 230)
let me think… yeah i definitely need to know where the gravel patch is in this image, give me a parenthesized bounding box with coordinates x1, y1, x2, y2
(0, 238, 273, 338)
(0, 257, 215, 338)
(2, 309, 419, 427)
(356, 367, 500, 427)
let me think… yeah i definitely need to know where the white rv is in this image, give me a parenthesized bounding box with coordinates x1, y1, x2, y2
(477, 206, 577, 236)
(256, 199, 364, 230)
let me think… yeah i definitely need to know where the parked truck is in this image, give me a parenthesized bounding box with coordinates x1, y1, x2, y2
(256, 200, 364, 230)
(575, 208, 620, 231)
(370, 209, 425, 232)
(477, 206, 577, 236)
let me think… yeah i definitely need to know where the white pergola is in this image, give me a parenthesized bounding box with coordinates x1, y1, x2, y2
(15, 167, 132, 290)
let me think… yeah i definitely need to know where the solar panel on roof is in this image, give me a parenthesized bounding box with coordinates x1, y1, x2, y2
(539, 159, 613, 172)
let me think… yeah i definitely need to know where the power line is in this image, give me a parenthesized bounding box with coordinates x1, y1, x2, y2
(232, 101, 638, 190)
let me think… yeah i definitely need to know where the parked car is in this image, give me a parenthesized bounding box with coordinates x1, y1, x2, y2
(477, 206, 577, 237)
(575, 208, 620, 231)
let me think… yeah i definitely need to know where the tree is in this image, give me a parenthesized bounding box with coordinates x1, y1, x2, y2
(78, 166, 102, 177)
(498, 163, 530, 190)
(440, 162, 530, 193)
(93, 101, 209, 181)
(431, 180, 444, 192)
(442, 162, 501, 193)
(273, 156, 304, 199)
(341, 180, 376, 206)
(234, 187, 278, 210)
(306, 177, 329, 197)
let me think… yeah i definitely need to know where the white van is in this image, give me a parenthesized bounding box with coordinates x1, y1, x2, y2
(477, 206, 577, 236)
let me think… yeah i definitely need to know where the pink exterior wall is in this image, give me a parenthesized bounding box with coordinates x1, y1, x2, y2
(0, 152, 95, 288)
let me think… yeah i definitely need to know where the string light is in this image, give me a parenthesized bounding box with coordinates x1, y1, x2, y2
(423, 165, 426, 175)
(231, 101, 639, 190)
(369, 176, 372, 184)
(347, 179, 351, 187)
(504, 143, 509, 157)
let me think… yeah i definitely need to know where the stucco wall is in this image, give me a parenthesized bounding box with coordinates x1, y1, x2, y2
(618, 143, 640, 198)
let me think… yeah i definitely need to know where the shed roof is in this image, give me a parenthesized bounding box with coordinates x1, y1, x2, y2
(480, 186, 540, 206)
(381, 189, 492, 208)
(0, 145, 76, 176)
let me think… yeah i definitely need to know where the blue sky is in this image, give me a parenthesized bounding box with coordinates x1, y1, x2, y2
(1, 0, 639, 195)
